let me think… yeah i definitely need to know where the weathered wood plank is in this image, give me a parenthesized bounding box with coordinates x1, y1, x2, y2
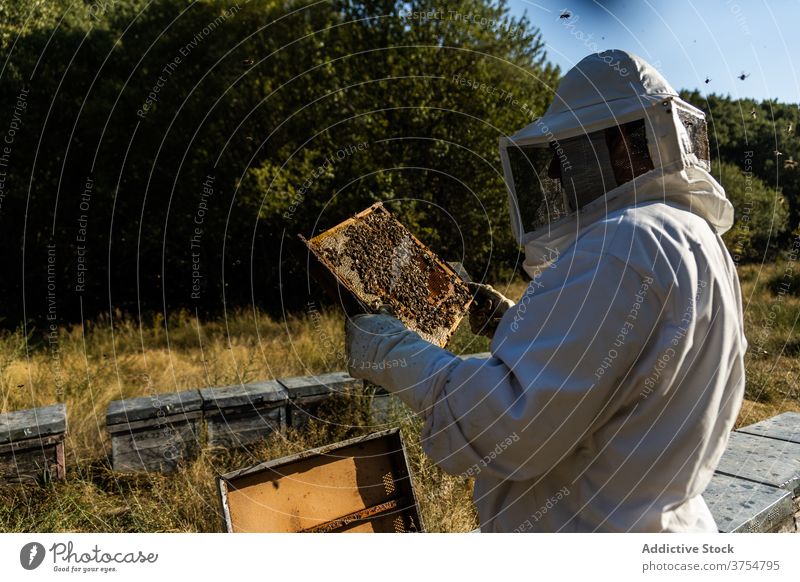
(0, 433, 63, 454)
(107, 391, 204, 474)
(201, 381, 287, 449)
(110, 418, 201, 474)
(279, 372, 360, 429)
(206, 407, 285, 448)
(106, 411, 202, 435)
(0, 404, 68, 483)
(715, 431, 800, 495)
(702, 472, 793, 532)
(0, 403, 67, 444)
(737, 412, 800, 445)
(278, 372, 359, 399)
(200, 380, 287, 410)
(106, 390, 202, 425)
(0, 438, 65, 483)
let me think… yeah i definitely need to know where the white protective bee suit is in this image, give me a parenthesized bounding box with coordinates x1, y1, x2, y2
(345, 50, 747, 532)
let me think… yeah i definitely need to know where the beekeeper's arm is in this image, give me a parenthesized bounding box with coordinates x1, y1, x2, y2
(346, 250, 661, 481)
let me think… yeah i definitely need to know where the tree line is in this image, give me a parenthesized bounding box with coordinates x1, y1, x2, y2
(0, 0, 792, 332)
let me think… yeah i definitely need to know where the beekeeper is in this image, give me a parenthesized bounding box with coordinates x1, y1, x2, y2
(345, 49, 747, 532)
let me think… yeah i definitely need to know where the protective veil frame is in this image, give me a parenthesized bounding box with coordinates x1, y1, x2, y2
(499, 96, 711, 245)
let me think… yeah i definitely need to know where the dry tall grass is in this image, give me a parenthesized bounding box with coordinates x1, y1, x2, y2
(0, 302, 487, 532)
(1, 262, 798, 532)
(1, 305, 354, 456)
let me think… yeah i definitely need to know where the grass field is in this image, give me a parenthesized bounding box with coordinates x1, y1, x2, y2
(1, 261, 798, 532)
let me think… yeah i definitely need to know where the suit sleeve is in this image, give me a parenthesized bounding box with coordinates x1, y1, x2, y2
(362, 251, 661, 481)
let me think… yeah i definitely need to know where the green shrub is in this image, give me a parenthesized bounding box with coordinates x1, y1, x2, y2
(715, 162, 789, 261)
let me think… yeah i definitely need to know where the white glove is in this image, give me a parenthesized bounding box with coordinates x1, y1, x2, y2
(467, 282, 515, 338)
(344, 310, 458, 413)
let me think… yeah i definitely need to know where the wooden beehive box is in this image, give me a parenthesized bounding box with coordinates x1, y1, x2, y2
(278, 371, 360, 429)
(300, 203, 473, 347)
(0, 403, 67, 483)
(217, 428, 424, 532)
(200, 380, 288, 448)
(106, 390, 202, 473)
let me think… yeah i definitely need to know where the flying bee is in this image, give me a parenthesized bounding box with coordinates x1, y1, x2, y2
(786, 122, 794, 134)
(738, 72, 750, 81)
(750, 108, 757, 119)
(560, 10, 571, 19)
(773, 149, 784, 157)
(784, 157, 798, 170)
(704, 77, 711, 84)
(242, 58, 254, 66)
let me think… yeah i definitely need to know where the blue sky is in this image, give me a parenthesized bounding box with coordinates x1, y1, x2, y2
(506, 0, 800, 103)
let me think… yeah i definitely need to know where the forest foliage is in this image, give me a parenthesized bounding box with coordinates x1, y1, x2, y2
(0, 0, 795, 329)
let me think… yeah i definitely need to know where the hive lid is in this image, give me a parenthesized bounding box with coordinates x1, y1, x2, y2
(702, 472, 792, 533)
(300, 203, 473, 347)
(106, 390, 203, 425)
(278, 371, 359, 398)
(0, 403, 67, 444)
(200, 380, 288, 410)
(737, 412, 800, 445)
(715, 431, 800, 494)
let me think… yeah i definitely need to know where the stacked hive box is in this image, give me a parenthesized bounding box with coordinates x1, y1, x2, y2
(200, 380, 288, 448)
(703, 412, 800, 532)
(0, 403, 67, 483)
(101, 354, 492, 473)
(279, 372, 361, 429)
(106, 390, 203, 473)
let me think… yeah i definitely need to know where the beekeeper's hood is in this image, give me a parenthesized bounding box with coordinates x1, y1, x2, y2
(499, 49, 733, 275)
